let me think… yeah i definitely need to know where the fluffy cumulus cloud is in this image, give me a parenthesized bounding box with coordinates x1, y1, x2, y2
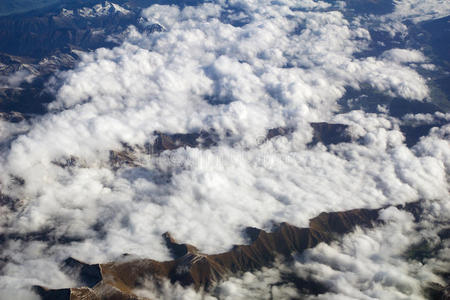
(380, 48, 426, 64)
(402, 112, 450, 126)
(133, 201, 450, 300)
(293, 201, 450, 300)
(0, 0, 448, 298)
(414, 124, 450, 169)
(207, 200, 450, 300)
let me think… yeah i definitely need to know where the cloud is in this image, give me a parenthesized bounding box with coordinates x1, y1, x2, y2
(402, 112, 450, 126)
(390, 0, 450, 23)
(0, 70, 36, 89)
(0, 117, 30, 150)
(291, 200, 450, 300)
(209, 200, 449, 300)
(141, 200, 449, 300)
(372, 0, 450, 37)
(413, 124, 450, 169)
(134, 279, 217, 300)
(215, 265, 299, 300)
(0, 0, 448, 297)
(381, 48, 426, 64)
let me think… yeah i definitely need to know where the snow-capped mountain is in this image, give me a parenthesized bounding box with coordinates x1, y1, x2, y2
(62, 1, 131, 18)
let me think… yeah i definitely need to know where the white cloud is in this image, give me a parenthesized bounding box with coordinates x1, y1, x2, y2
(402, 112, 450, 125)
(0, 70, 36, 89)
(413, 124, 450, 170)
(0, 0, 447, 297)
(216, 266, 299, 300)
(158, 200, 449, 300)
(391, 0, 450, 23)
(142, 4, 181, 29)
(374, 0, 450, 37)
(292, 200, 450, 300)
(381, 48, 426, 64)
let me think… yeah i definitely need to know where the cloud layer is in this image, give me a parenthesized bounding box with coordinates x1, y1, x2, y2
(208, 200, 449, 300)
(0, 0, 448, 298)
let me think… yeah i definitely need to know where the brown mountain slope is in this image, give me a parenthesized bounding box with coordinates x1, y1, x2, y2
(35, 208, 381, 300)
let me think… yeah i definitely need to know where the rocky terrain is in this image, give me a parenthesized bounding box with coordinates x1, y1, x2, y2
(34, 201, 450, 300)
(0, 1, 148, 114)
(34, 207, 382, 299)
